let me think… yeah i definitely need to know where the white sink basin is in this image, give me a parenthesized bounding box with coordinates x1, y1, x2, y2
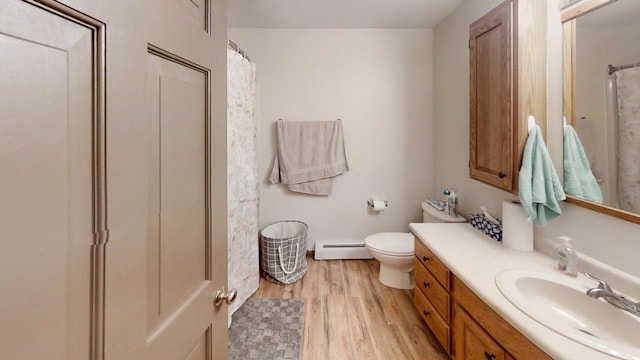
(495, 269, 640, 360)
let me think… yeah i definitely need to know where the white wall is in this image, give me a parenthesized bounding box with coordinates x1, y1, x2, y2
(229, 29, 433, 248)
(433, 0, 640, 278)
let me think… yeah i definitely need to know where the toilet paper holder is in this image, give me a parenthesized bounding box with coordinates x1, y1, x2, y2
(367, 199, 388, 208)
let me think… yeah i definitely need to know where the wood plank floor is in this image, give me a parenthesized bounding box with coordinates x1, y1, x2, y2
(252, 257, 449, 360)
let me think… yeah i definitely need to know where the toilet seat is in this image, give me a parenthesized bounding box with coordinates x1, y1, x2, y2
(364, 232, 414, 257)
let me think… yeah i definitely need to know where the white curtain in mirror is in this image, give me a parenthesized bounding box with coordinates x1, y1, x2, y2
(615, 67, 640, 213)
(603, 78, 619, 206)
(227, 49, 259, 324)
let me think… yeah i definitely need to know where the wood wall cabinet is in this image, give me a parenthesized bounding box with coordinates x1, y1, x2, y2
(413, 237, 552, 359)
(469, 0, 547, 193)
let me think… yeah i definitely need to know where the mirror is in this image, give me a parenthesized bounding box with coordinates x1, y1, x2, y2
(562, 0, 640, 224)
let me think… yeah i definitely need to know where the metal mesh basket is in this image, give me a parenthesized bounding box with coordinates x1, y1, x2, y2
(260, 220, 308, 284)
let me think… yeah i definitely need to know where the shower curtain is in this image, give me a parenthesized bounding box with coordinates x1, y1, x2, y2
(227, 48, 259, 324)
(615, 67, 640, 213)
(603, 78, 619, 206)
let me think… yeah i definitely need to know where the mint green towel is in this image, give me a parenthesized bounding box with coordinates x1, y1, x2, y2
(563, 125, 603, 203)
(518, 126, 566, 225)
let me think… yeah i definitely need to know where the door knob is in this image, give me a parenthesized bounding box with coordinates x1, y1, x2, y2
(214, 286, 237, 307)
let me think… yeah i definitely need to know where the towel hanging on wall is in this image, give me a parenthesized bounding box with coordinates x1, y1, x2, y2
(518, 118, 566, 226)
(269, 119, 349, 195)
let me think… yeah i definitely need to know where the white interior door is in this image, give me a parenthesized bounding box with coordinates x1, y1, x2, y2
(143, 46, 217, 359)
(0, 0, 229, 359)
(0, 1, 103, 358)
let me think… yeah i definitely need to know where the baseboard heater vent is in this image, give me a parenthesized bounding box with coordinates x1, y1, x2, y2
(314, 242, 373, 260)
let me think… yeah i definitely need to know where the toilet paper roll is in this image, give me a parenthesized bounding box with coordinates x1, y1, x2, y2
(371, 200, 387, 211)
(502, 200, 533, 252)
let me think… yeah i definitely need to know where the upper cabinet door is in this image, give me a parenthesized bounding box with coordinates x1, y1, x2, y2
(469, 1, 514, 191)
(469, 0, 547, 193)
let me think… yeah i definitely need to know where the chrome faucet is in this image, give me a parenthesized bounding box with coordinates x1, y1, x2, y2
(585, 273, 640, 317)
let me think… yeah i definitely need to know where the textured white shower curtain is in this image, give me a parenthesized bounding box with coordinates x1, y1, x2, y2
(603, 77, 619, 206)
(227, 49, 259, 324)
(615, 67, 640, 213)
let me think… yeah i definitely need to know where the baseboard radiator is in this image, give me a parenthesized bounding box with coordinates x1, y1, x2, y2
(313, 242, 373, 260)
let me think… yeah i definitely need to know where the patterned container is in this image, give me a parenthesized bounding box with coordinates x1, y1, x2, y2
(469, 213, 503, 242)
(260, 220, 308, 284)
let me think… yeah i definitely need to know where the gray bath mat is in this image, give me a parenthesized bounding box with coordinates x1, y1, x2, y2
(229, 298, 305, 360)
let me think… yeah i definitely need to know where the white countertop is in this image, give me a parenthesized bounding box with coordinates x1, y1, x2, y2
(409, 222, 619, 360)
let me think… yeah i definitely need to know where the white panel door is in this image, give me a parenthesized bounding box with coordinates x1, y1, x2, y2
(0, 1, 98, 358)
(144, 49, 217, 360)
(0, 0, 229, 359)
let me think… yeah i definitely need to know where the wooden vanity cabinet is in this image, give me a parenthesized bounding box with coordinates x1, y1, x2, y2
(469, 0, 547, 193)
(413, 237, 552, 359)
(414, 238, 452, 353)
(451, 277, 551, 360)
(453, 304, 508, 360)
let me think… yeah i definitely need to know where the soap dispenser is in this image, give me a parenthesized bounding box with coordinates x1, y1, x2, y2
(557, 236, 578, 277)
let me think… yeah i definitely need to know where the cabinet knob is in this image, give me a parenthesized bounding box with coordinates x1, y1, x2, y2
(484, 352, 496, 360)
(423, 256, 429, 262)
(498, 172, 506, 179)
(423, 310, 430, 316)
(423, 281, 430, 288)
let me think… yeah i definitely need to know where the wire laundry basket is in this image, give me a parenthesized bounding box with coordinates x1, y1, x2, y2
(260, 220, 308, 284)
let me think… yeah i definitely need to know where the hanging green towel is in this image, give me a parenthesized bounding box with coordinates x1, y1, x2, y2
(563, 125, 603, 203)
(518, 126, 566, 226)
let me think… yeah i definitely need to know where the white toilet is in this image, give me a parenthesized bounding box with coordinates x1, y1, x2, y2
(364, 201, 467, 289)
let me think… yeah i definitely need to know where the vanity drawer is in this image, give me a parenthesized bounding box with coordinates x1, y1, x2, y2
(414, 288, 450, 353)
(414, 258, 451, 322)
(415, 238, 450, 290)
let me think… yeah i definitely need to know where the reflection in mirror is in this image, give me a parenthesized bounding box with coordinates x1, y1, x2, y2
(563, 121, 602, 203)
(563, 0, 640, 223)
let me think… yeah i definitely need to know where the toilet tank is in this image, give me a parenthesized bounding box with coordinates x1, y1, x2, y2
(421, 201, 467, 223)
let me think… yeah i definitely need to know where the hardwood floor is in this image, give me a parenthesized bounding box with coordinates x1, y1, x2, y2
(252, 257, 450, 360)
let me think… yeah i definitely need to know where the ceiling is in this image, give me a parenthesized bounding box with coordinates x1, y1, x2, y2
(228, 0, 464, 29)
